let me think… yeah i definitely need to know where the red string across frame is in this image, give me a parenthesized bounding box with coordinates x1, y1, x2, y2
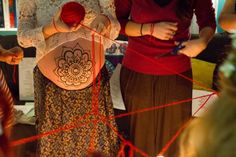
(9, 9, 219, 157)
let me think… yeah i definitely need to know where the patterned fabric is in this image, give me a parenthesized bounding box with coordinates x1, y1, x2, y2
(33, 66, 119, 157)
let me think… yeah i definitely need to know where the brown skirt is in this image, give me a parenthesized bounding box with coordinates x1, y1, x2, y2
(34, 66, 119, 157)
(120, 66, 192, 157)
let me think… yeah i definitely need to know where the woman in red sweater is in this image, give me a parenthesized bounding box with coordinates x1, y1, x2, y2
(115, 0, 216, 156)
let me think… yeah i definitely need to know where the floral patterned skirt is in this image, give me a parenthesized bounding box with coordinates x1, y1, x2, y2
(33, 66, 119, 157)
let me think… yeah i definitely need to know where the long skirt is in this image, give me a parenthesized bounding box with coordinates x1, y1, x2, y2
(120, 66, 192, 157)
(34, 66, 119, 157)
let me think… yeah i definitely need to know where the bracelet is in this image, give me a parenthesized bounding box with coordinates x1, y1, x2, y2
(53, 18, 60, 32)
(140, 24, 144, 36)
(150, 23, 154, 36)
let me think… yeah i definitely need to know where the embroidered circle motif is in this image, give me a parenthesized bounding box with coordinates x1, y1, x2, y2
(55, 43, 92, 86)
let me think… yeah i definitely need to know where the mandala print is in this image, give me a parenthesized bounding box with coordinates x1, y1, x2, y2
(55, 43, 93, 86)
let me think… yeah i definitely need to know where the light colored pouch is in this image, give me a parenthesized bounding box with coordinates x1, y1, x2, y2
(109, 64, 126, 110)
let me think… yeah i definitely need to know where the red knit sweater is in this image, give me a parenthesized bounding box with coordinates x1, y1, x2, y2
(115, 0, 216, 75)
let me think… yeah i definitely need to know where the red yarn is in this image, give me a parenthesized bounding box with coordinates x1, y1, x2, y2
(60, 2, 85, 27)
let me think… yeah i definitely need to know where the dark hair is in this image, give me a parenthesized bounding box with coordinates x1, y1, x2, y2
(175, 0, 194, 19)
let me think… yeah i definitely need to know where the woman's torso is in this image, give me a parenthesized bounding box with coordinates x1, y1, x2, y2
(35, 0, 105, 90)
(38, 38, 105, 90)
(123, 0, 194, 75)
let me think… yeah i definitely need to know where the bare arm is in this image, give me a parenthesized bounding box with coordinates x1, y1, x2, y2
(178, 0, 216, 57)
(199, 26, 215, 45)
(178, 26, 215, 57)
(219, 0, 236, 31)
(124, 21, 149, 37)
(125, 21, 178, 41)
